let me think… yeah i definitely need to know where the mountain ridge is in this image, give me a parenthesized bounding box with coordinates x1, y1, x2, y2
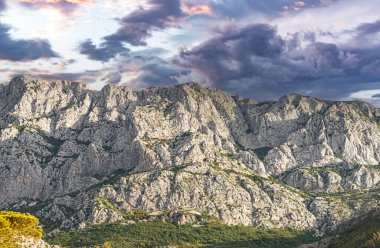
(0, 75, 379, 237)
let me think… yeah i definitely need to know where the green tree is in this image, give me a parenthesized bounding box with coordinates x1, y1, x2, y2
(0, 211, 43, 247)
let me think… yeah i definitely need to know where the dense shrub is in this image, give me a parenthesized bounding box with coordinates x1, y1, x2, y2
(47, 221, 315, 248)
(0, 211, 43, 247)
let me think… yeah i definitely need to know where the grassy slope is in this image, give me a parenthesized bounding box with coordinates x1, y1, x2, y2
(46, 221, 316, 248)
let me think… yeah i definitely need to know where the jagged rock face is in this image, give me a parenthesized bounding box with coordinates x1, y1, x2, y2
(0, 76, 379, 234)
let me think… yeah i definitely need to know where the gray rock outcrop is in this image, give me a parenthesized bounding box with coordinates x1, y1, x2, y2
(0, 75, 378, 235)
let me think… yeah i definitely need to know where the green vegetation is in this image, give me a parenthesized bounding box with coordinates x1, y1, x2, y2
(220, 152, 234, 161)
(62, 88, 71, 94)
(170, 164, 192, 175)
(98, 198, 125, 218)
(0, 211, 43, 247)
(10, 124, 40, 132)
(141, 136, 169, 150)
(47, 221, 316, 248)
(363, 164, 380, 171)
(331, 212, 380, 248)
(302, 166, 342, 177)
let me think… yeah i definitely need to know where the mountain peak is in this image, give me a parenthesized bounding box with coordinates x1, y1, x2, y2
(8, 74, 38, 91)
(278, 92, 304, 103)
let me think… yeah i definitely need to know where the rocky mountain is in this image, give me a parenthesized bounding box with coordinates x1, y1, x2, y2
(0, 75, 379, 237)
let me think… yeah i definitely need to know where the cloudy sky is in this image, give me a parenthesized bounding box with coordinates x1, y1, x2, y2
(0, 0, 380, 104)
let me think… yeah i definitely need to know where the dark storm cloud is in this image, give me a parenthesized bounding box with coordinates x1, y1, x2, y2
(118, 0, 183, 44)
(0, 24, 59, 61)
(356, 20, 380, 36)
(107, 52, 191, 89)
(78, 39, 129, 62)
(137, 58, 191, 86)
(176, 24, 285, 84)
(360, 56, 380, 77)
(175, 24, 288, 92)
(305, 42, 341, 70)
(175, 22, 380, 100)
(79, 0, 343, 63)
(225, 24, 285, 57)
(79, 0, 184, 62)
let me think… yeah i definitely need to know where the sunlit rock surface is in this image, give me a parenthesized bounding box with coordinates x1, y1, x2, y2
(0, 75, 379, 235)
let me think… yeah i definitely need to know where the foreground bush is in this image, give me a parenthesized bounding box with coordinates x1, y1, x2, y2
(0, 211, 43, 247)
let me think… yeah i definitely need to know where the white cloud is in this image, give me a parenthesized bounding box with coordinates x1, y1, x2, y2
(350, 88, 380, 99)
(273, 0, 380, 44)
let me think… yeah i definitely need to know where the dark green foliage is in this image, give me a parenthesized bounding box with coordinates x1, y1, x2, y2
(11, 124, 40, 132)
(253, 147, 273, 161)
(128, 208, 149, 220)
(142, 136, 169, 151)
(62, 88, 70, 94)
(330, 212, 380, 248)
(47, 221, 316, 248)
(363, 164, 380, 171)
(170, 166, 186, 175)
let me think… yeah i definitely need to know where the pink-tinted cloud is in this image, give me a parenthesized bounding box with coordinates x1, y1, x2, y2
(181, 3, 213, 15)
(281, 1, 307, 14)
(294, 1, 305, 7)
(18, 0, 91, 14)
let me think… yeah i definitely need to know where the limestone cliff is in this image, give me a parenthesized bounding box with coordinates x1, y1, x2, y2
(1, 75, 379, 235)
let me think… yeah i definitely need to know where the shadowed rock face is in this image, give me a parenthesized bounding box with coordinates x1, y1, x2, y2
(0, 75, 379, 234)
